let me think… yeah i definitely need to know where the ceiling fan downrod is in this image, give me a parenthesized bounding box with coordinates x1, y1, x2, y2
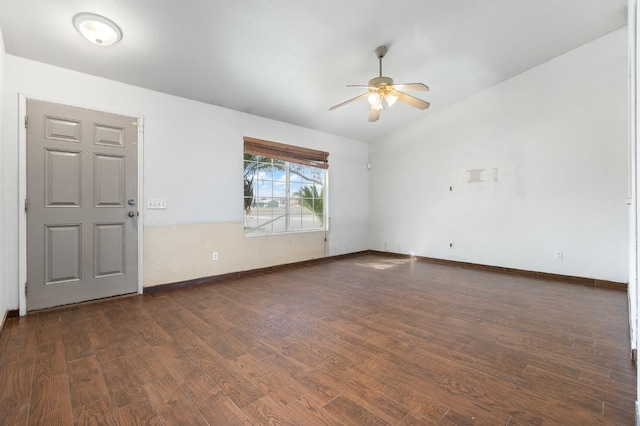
(369, 46, 393, 88)
(374, 46, 387, 78)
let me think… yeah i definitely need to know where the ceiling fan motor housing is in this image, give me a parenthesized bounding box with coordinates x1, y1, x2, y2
(368, 77, 396, 100)
(369, 76, 394, 87)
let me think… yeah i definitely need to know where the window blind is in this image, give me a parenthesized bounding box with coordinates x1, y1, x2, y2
(244, 136, 329, 169)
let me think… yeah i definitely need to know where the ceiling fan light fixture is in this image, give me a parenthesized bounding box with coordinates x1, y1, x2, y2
(385, 93, 398, 107)
(73, 13, 122, 45)
(367, 92, 381, 106)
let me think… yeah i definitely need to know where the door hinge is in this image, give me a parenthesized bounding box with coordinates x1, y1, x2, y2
(24, 115, 28, 129)
(25, 282, 28, 296)
(24, 198, 28, 212)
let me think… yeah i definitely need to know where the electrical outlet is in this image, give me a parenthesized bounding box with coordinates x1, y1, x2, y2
(555, 251, 563, 260)
(212, 252, 219, 261)
(449, 242, 454, 249)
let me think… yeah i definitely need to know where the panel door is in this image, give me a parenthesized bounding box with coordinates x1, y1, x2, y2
(26, 100, 138, 311)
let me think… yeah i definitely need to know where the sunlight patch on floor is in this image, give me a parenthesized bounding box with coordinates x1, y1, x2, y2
(354, 257, 413, 270)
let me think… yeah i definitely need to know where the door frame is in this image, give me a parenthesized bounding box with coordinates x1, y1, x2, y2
(17, 93, 145, 316)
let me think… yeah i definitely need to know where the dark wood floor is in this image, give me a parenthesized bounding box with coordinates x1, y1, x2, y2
(0, 254, 636, 425)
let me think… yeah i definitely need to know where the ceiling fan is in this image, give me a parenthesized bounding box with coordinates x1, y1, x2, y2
(329, 46, 430, 122)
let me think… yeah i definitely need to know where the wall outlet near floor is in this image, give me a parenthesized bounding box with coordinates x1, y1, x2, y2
(212, 252, 219, 261)
(555, 250, 563, 260)
(449, 242, 454, 249)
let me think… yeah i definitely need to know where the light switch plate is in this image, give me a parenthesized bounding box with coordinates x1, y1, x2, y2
(147, 199, 167, 209)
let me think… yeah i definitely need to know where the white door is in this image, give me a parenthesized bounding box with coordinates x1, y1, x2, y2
(26, 100, 138, 311)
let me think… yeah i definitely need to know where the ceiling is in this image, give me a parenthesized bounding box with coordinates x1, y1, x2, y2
(0, 0, 628, 143)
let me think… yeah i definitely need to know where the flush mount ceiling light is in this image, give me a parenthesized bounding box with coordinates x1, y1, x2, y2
(72, 13, 122, 46)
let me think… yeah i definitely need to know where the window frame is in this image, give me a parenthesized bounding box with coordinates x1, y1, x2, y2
(243, 137, 328, 236)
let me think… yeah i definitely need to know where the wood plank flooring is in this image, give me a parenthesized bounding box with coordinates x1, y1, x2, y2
(0, 254, 635, 425)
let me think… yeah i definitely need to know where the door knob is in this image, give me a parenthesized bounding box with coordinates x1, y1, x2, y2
(128, 211, 135, 217)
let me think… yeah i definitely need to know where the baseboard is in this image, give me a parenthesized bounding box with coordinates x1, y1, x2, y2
(370, 251, 627, 291)
(0, 309, 19, 338)
(145, 250, 627, 294)
(0, 311, 6, 337)
(144, 250, 370, 294)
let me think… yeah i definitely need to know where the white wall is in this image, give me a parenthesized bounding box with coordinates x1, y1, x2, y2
(2, 55, 369, 308)
(0, 26, 8, 325)
(369, 28, 629, 283)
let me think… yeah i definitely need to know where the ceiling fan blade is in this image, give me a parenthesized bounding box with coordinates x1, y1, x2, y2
(347, 84, 371, 88)
(329, 92, 369, 111)
(391, 83, 429, 92)
(368, 108, 381, 122)
(396, 92, 430, 110)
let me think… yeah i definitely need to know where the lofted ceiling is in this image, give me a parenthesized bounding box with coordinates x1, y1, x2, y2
(0, 0, 628, 143)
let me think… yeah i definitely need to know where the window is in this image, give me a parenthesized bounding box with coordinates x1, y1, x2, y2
(243, 137, 328, 236)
